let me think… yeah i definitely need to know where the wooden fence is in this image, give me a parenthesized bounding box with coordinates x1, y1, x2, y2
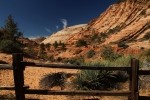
(0, 53, 150, 100)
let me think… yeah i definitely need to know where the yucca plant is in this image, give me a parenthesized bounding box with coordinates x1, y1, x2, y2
(39, 72, 66, 90)
(74, 60, 129, 90)
(74, 70, 118, 90)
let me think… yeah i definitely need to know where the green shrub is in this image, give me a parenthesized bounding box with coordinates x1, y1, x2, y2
(61, 43, 66, 50)
(57, 57, 63, 62)
(74, 70, 116, 90)
(45, 43, 51, 51)
(74, 62, 128, 90)
(24, 46, 38, 57)
(140, 10, 146, 15)
(87, 50, 95, 58)
(143, 49, 150, 56)
(39, 43, 45, 53)
(39, 72, 66, 89)
(64, 56, 84, 65)
(117, 41, 129, 49)
(143, 32, 150, 40)
(76, 39, 87, 47)
(53, 41, 58, 49)
(108, 26, 121, 34)
(48, 55, 55, 62)
(0, 39, 22, 53)
(90, 33, 107, 43)
(101, 46, 121, 61)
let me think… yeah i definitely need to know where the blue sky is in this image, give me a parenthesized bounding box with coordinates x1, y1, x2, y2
(0, 0, 117, 38)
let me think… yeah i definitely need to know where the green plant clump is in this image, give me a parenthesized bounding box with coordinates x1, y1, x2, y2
(117, 41, 129, 49)
(101, 46, 121, 61)
(87, 50, 95, 58)
(143, 32, 150, 40)
(74, 62, 128, 90)
(76, 39, 87, 47)
(0, 39, 22, 53)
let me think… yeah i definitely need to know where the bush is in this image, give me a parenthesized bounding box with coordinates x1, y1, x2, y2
(101, 46, 121, 61)
(76, 39, 87, 47)
(56, 57, 63, 62)
(117, 41, 129, 49)
(63, 56, 84, 65)
(53, 41, 58, 49)
(143, 32, 150, 40)
(143, 49, 150, 56)
(61, 43, 66, 50)
(0, 39, 22, 53)
(90, 33, 107, 43)
(87, 50, 95, 58)
(39, 72, 67, 89)
(48, 55, 55, 62)
(74, 70, 117, 90)
(140, 10, 146, 15)
(39, 72, 73, 90)
(108, 26, 121, 34)
(74, 62, 128, 90)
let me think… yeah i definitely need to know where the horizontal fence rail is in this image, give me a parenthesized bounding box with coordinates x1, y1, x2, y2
(25, 89, 131, 96)
(0, 86, 29, 90)
(139, 70, 150, 75)
(0, 64, 12, 69)
(23, 62, 131, 71)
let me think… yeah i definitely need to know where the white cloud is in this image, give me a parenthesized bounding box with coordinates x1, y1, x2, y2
(45, 27, 51, 33)
(60, 19, 67, 29)
(56, 25, 59, 31)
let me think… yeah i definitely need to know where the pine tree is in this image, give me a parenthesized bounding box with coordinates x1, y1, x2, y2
(45, 43, 51, 51)
(61, 43, 66, 50)
(39, 43, 45, 54)
(3, 15, 21, 40)
(0, 15, 23, 53)
(53, 41, 58, 49)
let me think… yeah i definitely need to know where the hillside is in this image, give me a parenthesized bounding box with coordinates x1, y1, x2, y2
(67, 0, 150, 47)
(42, 24, 87, 44)
(41, 0, 150, 59)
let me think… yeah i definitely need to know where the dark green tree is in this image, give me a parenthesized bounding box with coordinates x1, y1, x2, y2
(101, 46, 121, 61)
(45, 43, 51, 51)
(61, 43, 66, 50)
(39, 43, 45, 54)
(0, 15, 23, 53)
(3, 15, 21, 40)
(76, 39, 87, 47)
(59, 41, 62, 45)
(53, 41, 58, 49)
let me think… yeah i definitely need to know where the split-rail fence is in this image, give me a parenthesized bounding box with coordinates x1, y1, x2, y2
(0, 53, 150, 100)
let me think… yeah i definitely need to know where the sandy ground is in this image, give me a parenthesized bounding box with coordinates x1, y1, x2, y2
(0, 68, 128, 100)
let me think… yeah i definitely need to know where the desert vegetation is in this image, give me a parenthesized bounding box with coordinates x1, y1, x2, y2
(101, 46, 121, 61)
(0, 15, 23, 53)
(76, 39, 87, 47)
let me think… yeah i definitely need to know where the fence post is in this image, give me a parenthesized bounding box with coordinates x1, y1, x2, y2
(13, 53, 25, 100)
(130, 58, 139, 100)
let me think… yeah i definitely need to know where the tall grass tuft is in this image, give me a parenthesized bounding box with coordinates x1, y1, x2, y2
(74, 57, 130, 90)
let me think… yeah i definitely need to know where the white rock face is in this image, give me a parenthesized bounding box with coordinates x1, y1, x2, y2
(42, 24, 87, 44)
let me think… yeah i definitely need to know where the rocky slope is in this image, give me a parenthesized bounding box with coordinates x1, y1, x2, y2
(42, 24, 87, 44)
(42, 0, 150, 58)
(66, 0, 150, 48)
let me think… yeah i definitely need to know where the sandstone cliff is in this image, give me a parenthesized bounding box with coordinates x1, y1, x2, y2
(42, 0, 150, 57)
(66, 0, 150, 49)
(42, 24, 87, 44)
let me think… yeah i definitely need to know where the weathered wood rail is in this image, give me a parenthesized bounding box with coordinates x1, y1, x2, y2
(0, 53, 150, 100)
